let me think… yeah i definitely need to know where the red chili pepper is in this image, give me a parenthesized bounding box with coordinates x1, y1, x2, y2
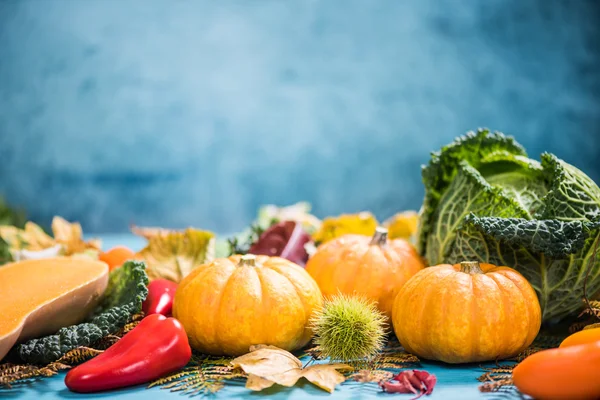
(142, 279, 178, 316)
(65, 314, 192, 393)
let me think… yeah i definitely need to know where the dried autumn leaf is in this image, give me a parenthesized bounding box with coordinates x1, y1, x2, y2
(302, 364, 352, 393)
(137, 228, 215, 282)
(380, 370, 437, 399)
(383, 211, 419, 241)
(231, 345, 352, 393)
(312, 212, 378, 244)
(130, 225, 175, 240)
(51, 216, 101, 255)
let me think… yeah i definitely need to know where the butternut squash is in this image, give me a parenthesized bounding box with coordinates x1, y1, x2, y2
(0, 258, 109, 361)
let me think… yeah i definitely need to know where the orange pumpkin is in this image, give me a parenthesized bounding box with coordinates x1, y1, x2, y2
(173, 254, 322, 356)
(305, 227, 425, 319)
(392, 261, 541, 364)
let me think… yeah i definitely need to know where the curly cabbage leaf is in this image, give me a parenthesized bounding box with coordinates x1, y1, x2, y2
(419, 128, 600, 322)
(16, 260, 149, 364)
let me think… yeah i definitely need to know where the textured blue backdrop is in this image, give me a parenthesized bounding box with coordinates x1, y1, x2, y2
(0, 0, 599, 233)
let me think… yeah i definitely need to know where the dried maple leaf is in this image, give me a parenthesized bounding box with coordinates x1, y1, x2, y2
(312, 212, 378, 244)
(231, 345, 352, 393)
(136, 228, 215, 282)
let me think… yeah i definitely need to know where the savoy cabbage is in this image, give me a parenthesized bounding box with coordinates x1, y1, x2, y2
(418, 129, 600, 322)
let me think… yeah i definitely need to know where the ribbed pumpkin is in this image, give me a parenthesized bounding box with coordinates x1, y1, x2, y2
(392, 261, 542, 364)
(173, 254, 322, 356)
(305, 227, 425, 319)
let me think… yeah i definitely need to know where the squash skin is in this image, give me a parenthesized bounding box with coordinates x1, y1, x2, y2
(392, 263, 541, 364)
(0, 258, 109, 361)
(305, 230, 425, 319)
(173, 255, 322, 356)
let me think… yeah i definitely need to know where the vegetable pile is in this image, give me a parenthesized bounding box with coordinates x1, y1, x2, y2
(418, 128, 600, 322)
(2, 128, 600, 399)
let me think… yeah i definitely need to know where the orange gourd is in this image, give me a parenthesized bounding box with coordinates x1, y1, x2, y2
(173, 254, 322, 356)
(305, 227, 425, 319)
(392, 261, 541, 364)
(559, 327, 600, 348)
(513, 341, 600, 400)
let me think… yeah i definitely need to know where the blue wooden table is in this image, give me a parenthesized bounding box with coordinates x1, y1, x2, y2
(2, 235, 511, 400)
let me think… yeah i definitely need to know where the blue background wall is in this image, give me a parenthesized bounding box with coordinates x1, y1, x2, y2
(0, 0, 599, 233)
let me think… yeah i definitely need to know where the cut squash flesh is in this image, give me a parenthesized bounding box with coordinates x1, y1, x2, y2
(0, 257, 109, 361)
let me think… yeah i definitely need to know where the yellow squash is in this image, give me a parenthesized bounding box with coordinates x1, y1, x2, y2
(0, 258, 108, 361)
(173, 254, 322, 356)
(306, 227, 425, 319)
(392, 261, 541, 363)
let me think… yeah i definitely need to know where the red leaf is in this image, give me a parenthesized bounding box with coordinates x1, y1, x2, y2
(381, 369, 436, 398)
(248, 221, 311, 266)
(413, 370, 437, 395)
(380, 380, 415, 394)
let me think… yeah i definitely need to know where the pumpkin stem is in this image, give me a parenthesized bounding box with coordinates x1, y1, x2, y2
(460, 261, 483, 274)
(238, 254, 257, 267)
(370, 227, 388, 246)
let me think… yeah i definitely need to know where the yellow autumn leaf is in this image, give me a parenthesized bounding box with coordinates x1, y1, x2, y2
(51, 216, 102, 255)
(130, 225, 174, 240)
(231, 345, 352, 394)
(136, 228, 215, 282)
(383, 210, 419, 241)
(312, 212, 378, 244)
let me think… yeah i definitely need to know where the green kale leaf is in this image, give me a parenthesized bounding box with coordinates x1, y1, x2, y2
(16, 260, 149, 364)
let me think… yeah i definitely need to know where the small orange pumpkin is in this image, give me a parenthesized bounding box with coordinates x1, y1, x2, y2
(392, 261, 542, 364)
(173, 254, 322, 356)
(305, 227, 425, 319)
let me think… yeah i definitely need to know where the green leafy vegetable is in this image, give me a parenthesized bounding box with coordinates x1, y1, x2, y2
(419, 128, 600, 322)
(16, 260, 149, 364)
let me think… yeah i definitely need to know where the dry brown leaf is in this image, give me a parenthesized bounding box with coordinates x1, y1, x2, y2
(136, 228, 215, 282)
(231, 345, 352, 394)
(51, 216, 101, 255)
(246, 374, 276, 390)
(302, 364, 352, 393)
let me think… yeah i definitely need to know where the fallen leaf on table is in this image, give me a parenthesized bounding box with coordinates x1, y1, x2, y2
(137, 228, 215, 282)
(231, 345, 352, 393)
(302, 363, 351, 393)
(380, 370, 437, 399)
